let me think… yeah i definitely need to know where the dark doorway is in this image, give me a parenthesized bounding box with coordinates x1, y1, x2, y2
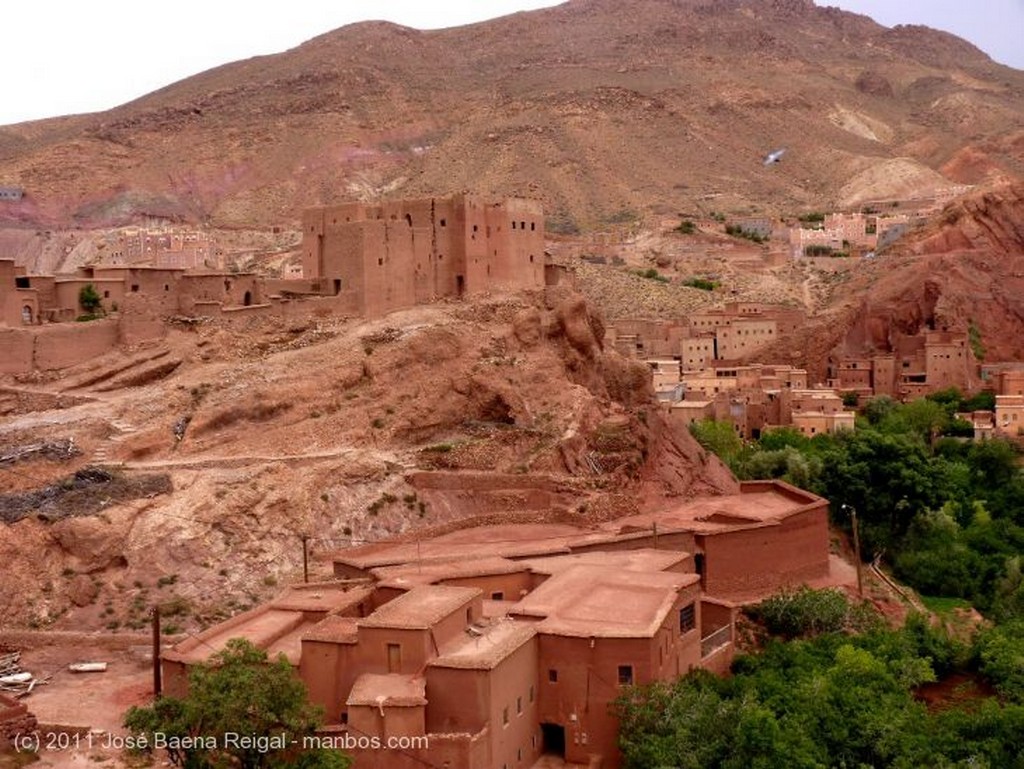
(333, 279, 341, 295)
(243, 291, 252, 307)
(540, 723, 565, 757)
(456, 274, 465, 297)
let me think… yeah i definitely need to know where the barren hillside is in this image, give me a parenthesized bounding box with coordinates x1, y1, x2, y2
(0, 0, 1022, 231)
(0, 288, 736, 631)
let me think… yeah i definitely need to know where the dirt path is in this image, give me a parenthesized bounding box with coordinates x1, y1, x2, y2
(116, 447, 407, 472)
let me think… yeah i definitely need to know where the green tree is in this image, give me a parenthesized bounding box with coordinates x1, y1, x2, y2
(79, 283, 103, 316)
(123, 639, 349, 769)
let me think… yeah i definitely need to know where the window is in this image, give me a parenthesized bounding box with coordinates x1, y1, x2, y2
(131, 284, 139, 292)
(618, 665, 633, 685)
(516, 696, 522, 714)
(440, 218, 447, 227)
(529, 685, 534, 703)
(387, 643, 402, 673)
(679, 604, 696, 633)
(103, 290, 110, 298)
(531, 222, 536, 231)
(491, 591, 504, 600)
(548, 669, 558, 683)
(503, 707, 509, 726)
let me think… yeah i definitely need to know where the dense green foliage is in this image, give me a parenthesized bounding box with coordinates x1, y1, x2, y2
(693, 390, 1024, 620)
(616, 608, 1024, 769)
(124, 639, 349, 769)
(78, 283, 103, 315)
(748, 586, 879, 639)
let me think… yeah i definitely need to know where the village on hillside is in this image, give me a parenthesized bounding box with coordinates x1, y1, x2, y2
(3, 173, 1024, 769)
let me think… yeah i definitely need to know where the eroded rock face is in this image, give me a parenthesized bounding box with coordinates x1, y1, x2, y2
(0, 290, 738, 630)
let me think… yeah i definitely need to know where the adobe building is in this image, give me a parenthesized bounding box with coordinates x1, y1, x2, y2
(828, 330, 978, 401)
(608, 303, 805, 368)
(163, 481, 829, 769)
(0, 259, 40, 326)
(301, 194, 545, 317)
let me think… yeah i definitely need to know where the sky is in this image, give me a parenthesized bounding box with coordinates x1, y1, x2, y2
(3, 1, 1021, 127)
(818, 0, 1024, 71)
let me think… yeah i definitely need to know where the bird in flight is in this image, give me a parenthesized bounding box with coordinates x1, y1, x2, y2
(763, 148, 786, 165)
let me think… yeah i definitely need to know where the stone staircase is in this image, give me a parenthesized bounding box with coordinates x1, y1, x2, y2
(92, 417, 137, 467)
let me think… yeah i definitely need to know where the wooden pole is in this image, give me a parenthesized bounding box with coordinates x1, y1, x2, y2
(151, 606, 162, 698)
(851, 507, 863, 597)
(302, 536, 309, 584)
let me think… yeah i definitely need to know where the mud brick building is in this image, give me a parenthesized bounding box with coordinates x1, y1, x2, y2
(301, 193, 545, 317)
(163, 480, 830, 769)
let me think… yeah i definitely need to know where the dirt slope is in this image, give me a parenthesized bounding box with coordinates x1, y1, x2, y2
(0, 288, 736, 631)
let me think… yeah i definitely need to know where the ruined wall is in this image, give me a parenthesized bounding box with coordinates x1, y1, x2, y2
(33, 321, 120, 370)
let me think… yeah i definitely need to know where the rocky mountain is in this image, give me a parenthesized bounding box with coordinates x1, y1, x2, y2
(756, 180, 1024, 382)
(1, 0, 1022, 230)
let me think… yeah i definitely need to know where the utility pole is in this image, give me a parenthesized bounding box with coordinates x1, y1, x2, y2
(842, 504, 863, 597)
(652, 521, 659, 549)
(151, 606, 162, 698)
(302, 535, 310, 583)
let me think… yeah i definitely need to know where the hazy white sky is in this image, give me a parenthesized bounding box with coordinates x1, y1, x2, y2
(820, 0, 1024, 71)
(3, 1, 1021, 127)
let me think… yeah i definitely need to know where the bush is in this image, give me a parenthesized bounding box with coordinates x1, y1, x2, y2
(804, 244, 834, 256)
(676, 219, 696, 234)
(79, 283, 103, 315)
(633, 267, 670, 283)
(747, 586, 855, 638)
(682, 277, 719, 291)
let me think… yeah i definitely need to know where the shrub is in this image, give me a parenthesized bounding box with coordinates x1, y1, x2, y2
(747, 586, 857, 638)
(79, 283, 103, 315)
(682, 277, 719, 291)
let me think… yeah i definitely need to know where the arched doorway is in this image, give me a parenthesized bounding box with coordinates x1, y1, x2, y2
(243, 291, 252, 307)
(21, 305, 33, 324)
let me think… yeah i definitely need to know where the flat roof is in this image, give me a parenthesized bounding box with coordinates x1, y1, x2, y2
(519, 549, 689, 576)
(165, 583, 371, 664)
(512, 565, 698, 638)
(172, 608, 301, 664)
(358, 585, 480, 630)
(332, 524, 585, 570)
(347, 674, 426, 707)
(331, 482, 824, 569)
(371, 556, 525, 588)
(430, 620, 536, 671)
(604, 482, 823, 535)
(303, 615, 359, 645)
